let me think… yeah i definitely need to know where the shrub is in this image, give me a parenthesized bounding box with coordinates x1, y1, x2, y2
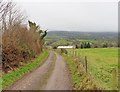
(2, 22, 46, 73)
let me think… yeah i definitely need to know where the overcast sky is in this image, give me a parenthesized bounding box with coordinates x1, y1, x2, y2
(14, 0, 118, 32)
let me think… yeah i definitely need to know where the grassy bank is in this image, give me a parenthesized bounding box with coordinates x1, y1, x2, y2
(63, 53, 100, 90)
(63, 54, 81, 89)
(67, 48, 118, 90)
(1, 50, 49, 90)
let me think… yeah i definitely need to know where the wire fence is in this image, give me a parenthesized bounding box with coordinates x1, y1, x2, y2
(67, 49, 118, 90)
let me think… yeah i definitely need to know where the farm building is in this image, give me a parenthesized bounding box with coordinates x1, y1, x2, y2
(57, 46, 75, 49)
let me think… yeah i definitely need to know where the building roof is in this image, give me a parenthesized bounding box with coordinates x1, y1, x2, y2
(57, 46, 74, 49)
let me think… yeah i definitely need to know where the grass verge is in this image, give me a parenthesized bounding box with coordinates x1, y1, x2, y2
(1, 50, 49, 90)
(63, 54, 81, 89)
(62, 53, 101, 90)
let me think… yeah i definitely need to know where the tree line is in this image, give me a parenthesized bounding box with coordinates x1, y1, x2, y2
(75, 42, 112, 49)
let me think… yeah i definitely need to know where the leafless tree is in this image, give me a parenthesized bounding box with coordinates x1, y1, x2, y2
(0, 0, 26, 31)
(0, 0, 9, 30)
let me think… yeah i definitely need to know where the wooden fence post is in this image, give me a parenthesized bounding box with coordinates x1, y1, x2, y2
(85, 56, 87, 73)
(112, 68, 117, 90)
(76, 51, 77, 57)
(75, 50, 76, 57)
(78, 51, 79, 57)
(69, 51, 71, 56)
(73, 49, 74, 57)
(82, 58, 84, 68)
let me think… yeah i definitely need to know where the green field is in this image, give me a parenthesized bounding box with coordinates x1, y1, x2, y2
(67, 48, 118, 90)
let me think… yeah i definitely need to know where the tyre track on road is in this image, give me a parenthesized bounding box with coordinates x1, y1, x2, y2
(43, 53, 72, 90)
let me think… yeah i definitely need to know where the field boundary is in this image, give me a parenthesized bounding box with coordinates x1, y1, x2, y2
(62, 53, 99, 90)
(66, 49, 118, 90)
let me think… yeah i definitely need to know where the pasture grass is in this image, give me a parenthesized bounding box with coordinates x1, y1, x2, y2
(63, 52, 100, 90)
(67, 48, 118, 90)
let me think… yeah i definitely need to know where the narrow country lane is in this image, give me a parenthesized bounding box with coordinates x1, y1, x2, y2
(4, 51, 72, 90)
(43, 53, 72, 90)
(6, 51, 55, 90)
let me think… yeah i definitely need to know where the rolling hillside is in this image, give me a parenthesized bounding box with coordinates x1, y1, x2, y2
(45, 31, 118, 47)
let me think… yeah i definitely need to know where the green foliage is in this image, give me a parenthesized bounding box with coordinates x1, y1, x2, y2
(28, 20, 39, 31)
(60, 48, 68, 54)
(102, 43, 108, 48)
(87, 42, 91, 48)
(41, 30, 47, 39)
(28, 20, 47, 40)
(80, 42, 91, 49)
(75, 45, 78, 49)
(81, 44, 83, 49)
(53, 46, 57, 49)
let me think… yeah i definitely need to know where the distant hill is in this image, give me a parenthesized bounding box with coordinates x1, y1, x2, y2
(46, 31, 118, 40)
(45, 31, 118, 47)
